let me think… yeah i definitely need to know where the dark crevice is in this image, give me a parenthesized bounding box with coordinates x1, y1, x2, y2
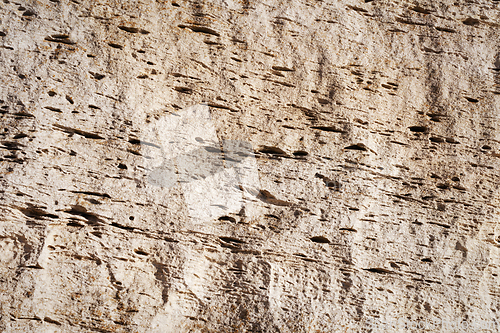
(44, 317, 62, 325)
(72, 191, 111, 198)
(111, 222, 135, 231)
(409, 126, 428, 133)
(271, 66, 294, 72)
(220, 236, 245, 243)
(258, 146, 287, 155)
(364, 268, 394, 274)
(178, 25, 220, 37)
(108, 43, 123, 49)
(339, 227, 357, 232)
(45, 106, 62, 113)
(436, 27, 456, 33)
(134, 249, 149, 256)
(173, 86, 193, 94)
(293, 151, 308, 157)
(345, 144, 368, 151)
(53, 124, 104, 140)
(89, 72, 105, 80)
(411, 6, 432, 14)
(64, 207, 103, 225)
(19, 206, 58, 219)
(119, 26, 140, 33)
(465, 97, 479, 103)
(446, 138, 460, 144)
(396, 17, 426, 26)
(310, 236, 330, 244)
(118, 26, 149, 34)
(429, 137, 445, 143)
(45, 34, 75, 45)
(310, 126, 346, 133)
(257, 189, 293, 207)
(463, 18, 480, 26)
(218, 216, 236, 222)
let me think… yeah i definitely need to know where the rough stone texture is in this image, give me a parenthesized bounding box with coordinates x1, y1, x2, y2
(1, 0, 500, 332)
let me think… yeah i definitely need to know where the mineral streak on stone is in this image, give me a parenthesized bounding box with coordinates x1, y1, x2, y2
(0, 0, 500, 332)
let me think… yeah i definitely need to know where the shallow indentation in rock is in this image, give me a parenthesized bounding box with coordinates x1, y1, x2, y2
(118, 26, 149, 34)
(89, 71, 105, 80)
(429, 137, 445, 143)
(173, 86, 192, 94)
(44, 34, 74, 45)
(463, 18, 480, 26)
(258, 146, 287, 155)
(345, 143, 368, 151)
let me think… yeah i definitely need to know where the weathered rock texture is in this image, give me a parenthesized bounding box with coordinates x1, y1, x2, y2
(1, 0, 500, 332)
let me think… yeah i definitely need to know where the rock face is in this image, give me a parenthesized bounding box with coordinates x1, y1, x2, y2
(1, 0, 500, 331)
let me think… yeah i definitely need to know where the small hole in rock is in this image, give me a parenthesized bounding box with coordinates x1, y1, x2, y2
(463, 18, 480, 26)
(429, 137, 444, 143)
(465, 97, 479, 103)
(259, 146, 287, 155)
(409, 126, 428, 133)
(446, 138, 460, 144)
(108, 43, 123, 49)
(345, 144, 367, 151)
(173, 86, 192, 93)
(23, 9, 36, 16)
(134, 249, 149, 256)
(118, 26, 139, 33)
(218, 216, 236, 222)
(310, 236, 330, 244)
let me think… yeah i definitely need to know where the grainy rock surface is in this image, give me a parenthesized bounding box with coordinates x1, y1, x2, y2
(1, 0, 500, 332)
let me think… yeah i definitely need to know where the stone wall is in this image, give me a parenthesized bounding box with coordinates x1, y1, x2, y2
(1, 0, 500, 331)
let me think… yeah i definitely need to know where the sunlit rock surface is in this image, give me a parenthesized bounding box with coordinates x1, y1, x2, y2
(1, 0, 500, 332)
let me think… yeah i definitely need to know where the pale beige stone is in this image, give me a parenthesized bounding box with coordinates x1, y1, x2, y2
(1, 0, 500, 332)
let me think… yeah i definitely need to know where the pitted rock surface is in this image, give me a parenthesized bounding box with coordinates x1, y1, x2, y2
(1, 0, 500, 332)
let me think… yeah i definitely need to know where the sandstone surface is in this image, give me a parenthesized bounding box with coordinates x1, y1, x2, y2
(1, 0, 500, 332)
